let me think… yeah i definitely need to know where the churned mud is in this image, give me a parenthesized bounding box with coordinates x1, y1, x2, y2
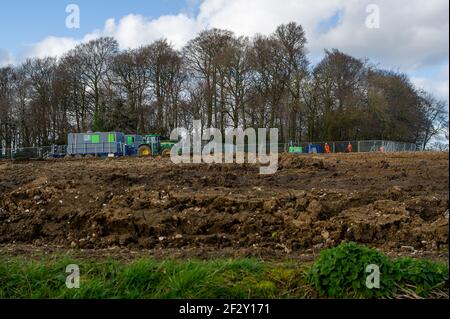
(0, 152, 448, 261)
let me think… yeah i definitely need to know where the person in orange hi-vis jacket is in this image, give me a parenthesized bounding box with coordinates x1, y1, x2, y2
(346, 142, 353, 153)
(324, 142, 331, 154)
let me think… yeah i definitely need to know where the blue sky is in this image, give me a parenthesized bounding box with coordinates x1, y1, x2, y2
(0, 0, 193, 55)
(0, 0, 448, 104)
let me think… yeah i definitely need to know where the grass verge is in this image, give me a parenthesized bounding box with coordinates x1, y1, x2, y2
(0, 256, 311, 299)
(0, 243, 447, 299)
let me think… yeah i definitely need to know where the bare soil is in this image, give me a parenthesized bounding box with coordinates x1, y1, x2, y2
(0, 152, 448, 261)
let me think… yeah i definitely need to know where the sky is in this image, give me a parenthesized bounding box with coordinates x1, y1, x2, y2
(0, 0, 448, 104)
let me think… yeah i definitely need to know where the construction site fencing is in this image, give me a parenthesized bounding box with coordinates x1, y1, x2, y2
(287, 140, 416, 154)
(197, 143, 287, 155)
(0, 140, 416, 160)
(0, 145, 67, 160)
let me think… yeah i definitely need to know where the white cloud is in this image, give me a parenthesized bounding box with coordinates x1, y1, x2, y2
(0, 49, 15, 67)
(21, 0, 349, 60)
(25, 37, 79, 59)
(195, 0, 347, 51)
(9, 0, 449, 98)
(313, 0, 449, 71)
(21, 0, 449, 68)
(23, 12, 199, 59)
(103, 13, 200, 50)
(411, 63, 450, 104)
(412, 76, 449, 101)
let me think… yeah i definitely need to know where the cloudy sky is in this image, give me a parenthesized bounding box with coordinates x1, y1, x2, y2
(0, 0, 448, 103)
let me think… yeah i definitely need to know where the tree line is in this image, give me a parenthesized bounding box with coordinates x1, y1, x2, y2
(0, 22, 448, 151)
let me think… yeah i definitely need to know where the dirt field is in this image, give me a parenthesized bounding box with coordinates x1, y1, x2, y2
(0, 152, 448, 261)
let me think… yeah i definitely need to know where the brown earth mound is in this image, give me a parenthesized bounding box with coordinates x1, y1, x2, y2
(0, 152, 448, 258)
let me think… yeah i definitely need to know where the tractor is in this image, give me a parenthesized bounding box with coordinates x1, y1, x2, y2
(137, 134, 175, 157)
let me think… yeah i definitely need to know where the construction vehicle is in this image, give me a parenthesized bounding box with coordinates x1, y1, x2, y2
(130, 134, 175, 157)
(66, 132, 175, 158)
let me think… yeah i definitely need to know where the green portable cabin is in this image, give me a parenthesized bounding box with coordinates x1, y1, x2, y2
(67, 132, 126, 156)
(289, 146, 303, 154)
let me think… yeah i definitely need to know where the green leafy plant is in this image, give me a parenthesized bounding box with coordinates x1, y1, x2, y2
(307, 242, 449, 298)
(393, 257, 448, 297)
(308, 242, 399, 298)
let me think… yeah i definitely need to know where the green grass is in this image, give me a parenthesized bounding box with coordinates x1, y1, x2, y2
(0, 243, 447, 299)
(0, 256, 311, 299)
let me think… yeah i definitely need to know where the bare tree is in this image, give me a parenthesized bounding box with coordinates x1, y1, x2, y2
(68, 37, 119, 131)
(418, 91, 449, 150)
(274, 22, 309, 142)
(111, 47, 151, 133)
(145, 40, 184, 136)
(0, 67, 16, 151)
(183, 28, 234, 131)
(0, 23, 446, 150)
(313, 49, 367, 141)
(249, 35, 288, 130)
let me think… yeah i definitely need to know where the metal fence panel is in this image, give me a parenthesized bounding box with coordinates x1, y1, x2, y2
(288, 140, 416, 153)
(0, 140, 417, 160)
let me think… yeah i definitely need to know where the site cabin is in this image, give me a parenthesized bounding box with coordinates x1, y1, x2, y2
(67, 132, 128, 157)
(289, 146, 303, 154)
(288, 144, 324, 154)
